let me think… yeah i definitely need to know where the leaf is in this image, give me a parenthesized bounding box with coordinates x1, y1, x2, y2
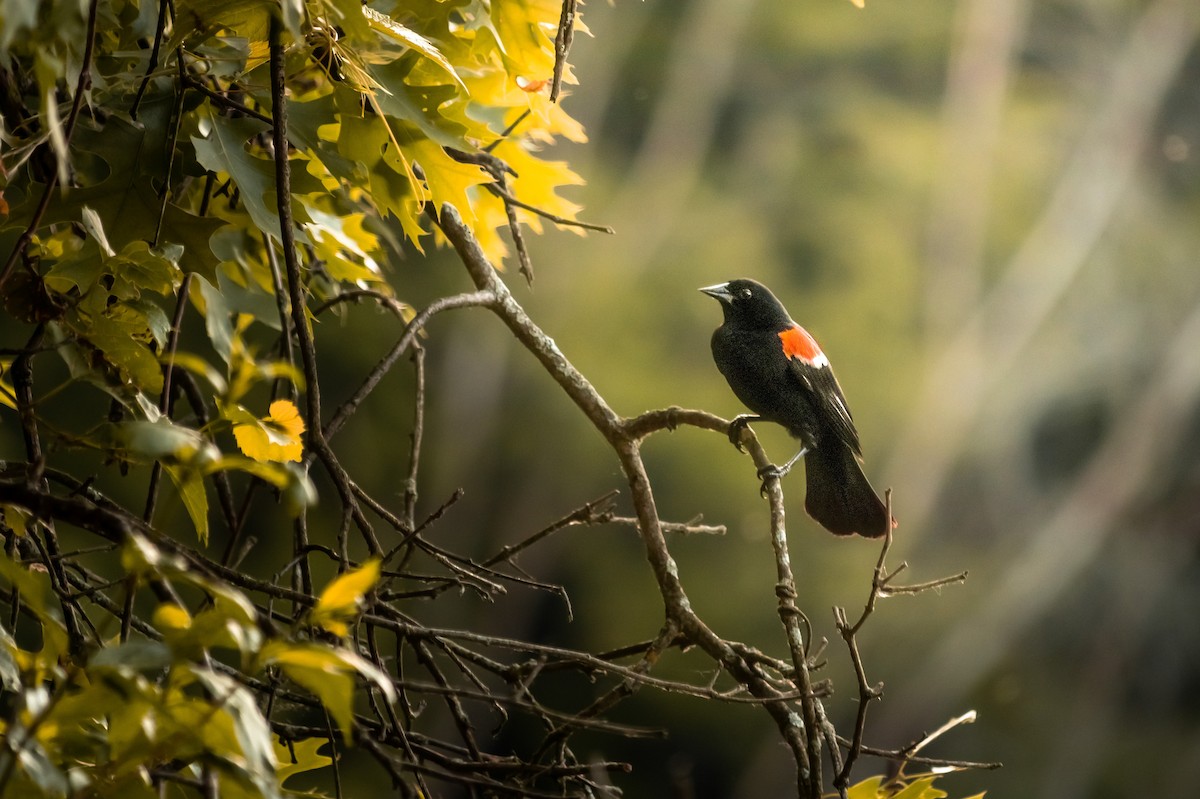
(33, 49, 69, 185)
(311, 559, 381, 637)
(162, 351, 229, 395)
(368, 62, 472, 149)
(67, 300, 167, 394)
(363, 6, 467, 93)
(191, 113, 281, 239)
(260, 643, 356, 741)
(401, 135, 492, 223)
(891, 777, 946, 799)
(0, 551, 62, 627)
(13, 739, 70, 796)
(191, 667, 282, 799)
(90, 639, 174, 677)
(165, 463, 211, 544)
(0, 624, 22, 692)
(80, 206, 115, 257)
(113, 419, 216, 463)
(336, 115, 422, 227)
(847, 777, 885, 799)
(12, 115, 225, 282)
(490, 0, 558, 80)
(273, 736, 332, 785)
(233, 399, 306, 463)
(260, 641, 395, 742)
(153, 603, 194, 638)
(303, 206, 384, 285)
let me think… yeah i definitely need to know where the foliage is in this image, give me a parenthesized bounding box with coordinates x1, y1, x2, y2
(0, 0, 992, 797)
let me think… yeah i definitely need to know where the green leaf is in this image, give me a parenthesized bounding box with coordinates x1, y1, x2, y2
(192, 113, 280, 238)
(367, 61, 470, 149)
(0, 624, 21, 692)
(192, 111, 323, 242)
(13, 739, 70, 796)
(113, 419, 217, 463)
(192, 667, 282, 799)
(12, 115, 225, 282)
(90, 639, 174, 677)
(0, 551, 63, 627)
(75, 304, 165, 394)
(165, 463, 211, 544)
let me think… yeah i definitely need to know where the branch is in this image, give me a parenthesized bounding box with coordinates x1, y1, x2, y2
(432, 202, 825, 796)
(0, 0, 102, 294)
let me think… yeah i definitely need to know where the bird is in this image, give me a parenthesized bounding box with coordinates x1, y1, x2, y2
(700, 278, 892, 537)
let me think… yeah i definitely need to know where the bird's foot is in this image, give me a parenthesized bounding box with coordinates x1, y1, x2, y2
(756, 447, 808, 497)
(757, 463, 791, 496)
(727, 414, 761, 452)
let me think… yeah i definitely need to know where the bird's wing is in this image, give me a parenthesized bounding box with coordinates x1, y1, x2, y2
(781, 326, 863, 457)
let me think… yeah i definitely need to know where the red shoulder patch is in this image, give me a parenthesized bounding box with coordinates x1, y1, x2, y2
(778, 325, 828, 367)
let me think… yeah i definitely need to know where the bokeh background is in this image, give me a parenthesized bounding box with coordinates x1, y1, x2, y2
(4, 0, 1197, 796)
(371, 0, 1200, 796)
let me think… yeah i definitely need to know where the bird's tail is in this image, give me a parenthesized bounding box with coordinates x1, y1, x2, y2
(804, 444, 892, 538)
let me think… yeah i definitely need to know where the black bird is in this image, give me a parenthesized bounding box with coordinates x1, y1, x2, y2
(701, 278, 891, 537)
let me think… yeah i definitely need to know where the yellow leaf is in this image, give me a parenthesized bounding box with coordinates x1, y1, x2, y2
(233, 399, 306, 463)
(0, 359, 17, 409)
(849, 0, 866, 7)
(1, 505, 30, 537)
(363, 6, 468, 93)
(153, 603, 193, 636)
(274, 736, 333, 785)
(491, 0, 558, 79)
(402, 137, 492, 224)
(259, 641, 395, 742)
(847, 776, 884, 799)
(311, 559, 381, 636)
(891, 777, 945, 799)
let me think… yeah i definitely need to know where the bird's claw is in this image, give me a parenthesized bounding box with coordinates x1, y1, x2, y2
(756, 463, 791, 497)
(727, 414, 760, 452)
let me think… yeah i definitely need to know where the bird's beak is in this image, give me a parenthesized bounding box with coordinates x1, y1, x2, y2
(699, 283, 732, 302)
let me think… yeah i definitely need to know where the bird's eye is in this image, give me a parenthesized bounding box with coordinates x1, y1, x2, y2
(738, 288, 752, 300)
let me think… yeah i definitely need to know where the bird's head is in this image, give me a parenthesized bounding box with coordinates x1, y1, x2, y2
(699, 279, 792, 330)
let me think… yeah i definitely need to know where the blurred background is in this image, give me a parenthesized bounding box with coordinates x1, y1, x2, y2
(6, 0, 1197, 796)
(360, 0, 1200, 796)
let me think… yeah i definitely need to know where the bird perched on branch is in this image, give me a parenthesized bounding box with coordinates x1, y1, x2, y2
(701, 278, 892, 538)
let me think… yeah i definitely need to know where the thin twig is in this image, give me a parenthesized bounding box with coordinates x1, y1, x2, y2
(0, 0, 102, 294)
(550, 0, 578, 103)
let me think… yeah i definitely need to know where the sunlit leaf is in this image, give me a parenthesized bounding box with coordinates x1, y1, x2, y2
(891, 777, 947, 799)
(311, 559, 381, 637)
(847, 776, 885, 799)
(233, 399, 306, 463)
(153, 603, 194, 638)
(191, 667, 281, 799)
(273, 736, 333, 785)
(363, 6, 467, 92)
(260, 641, 395, 742)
